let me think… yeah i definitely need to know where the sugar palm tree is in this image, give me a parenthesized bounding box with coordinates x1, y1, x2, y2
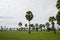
(25, 24, 27, 27)
(30, 24, 35, 31)
(18, 22, 22, 31)
(46, 22, 50, 31)
(25, 24, 27, 30)
(56, 0, 60, 25)
(1, 26, 3, 31)
(35, 23, 39, 32)
(42, 24, 45, 31)
(39, 24, 43, 31)
(32, 24, 35, 31)
(49, 16, 56, 34)
(25, 11, 34, 34)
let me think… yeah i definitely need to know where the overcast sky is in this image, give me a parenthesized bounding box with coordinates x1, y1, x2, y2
(0, 0, 58, 28)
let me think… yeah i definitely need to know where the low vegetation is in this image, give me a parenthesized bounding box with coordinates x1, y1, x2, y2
(0, 31, 60, 40)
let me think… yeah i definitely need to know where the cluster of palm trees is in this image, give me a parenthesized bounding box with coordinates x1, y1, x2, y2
(18, 10, 57, 34)
(22, 0, 60, 34)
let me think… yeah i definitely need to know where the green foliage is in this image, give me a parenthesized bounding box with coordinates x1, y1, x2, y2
(35, 23, 38, 27)
(18, 22, 22, 27)
(25, 24, 27, 27)
(25, 11, 33, 21)
(30, 24, 34, 27)
(56, 11, 60, 25)
(39, 24, 43, 28)
(46, 22, 50, 28)
(42, 24, 45, 27)
(49, 16, 56, 22)
(56, 0, 60, 9)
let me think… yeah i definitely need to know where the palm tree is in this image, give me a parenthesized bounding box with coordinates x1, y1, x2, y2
(25, 11, 34, 34)
(56, 0, 60, 9)
(1, 26, 3, 31)
(30, 24, 35, 31)
(56, 0, 60, 25)
(32, 24, 35, 31)
(39, 24, 43, 31)
(35, 23, 39, 32)
(25, 24, 28, 30)
(49, 16, 56, 34)
(18, 22, 22, 31)
(25, 24, 27, 27)
(46, 22, 50, 31)
(42, 24, 45, 31)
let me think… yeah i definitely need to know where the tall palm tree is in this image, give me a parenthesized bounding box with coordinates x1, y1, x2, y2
(49, 16, 56, 34)
(25, 11, 34, 34)
(39, 24, 43, 31)
(18, 22, 22, 31)
(35, 23, 39, 32)
(46, 22, 50, 31)
(56, 0, 60, 25)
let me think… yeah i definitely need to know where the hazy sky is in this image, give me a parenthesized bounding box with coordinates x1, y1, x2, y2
(0, 0, 58, 28)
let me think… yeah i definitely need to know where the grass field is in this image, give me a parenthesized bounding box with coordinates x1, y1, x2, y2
(0, 31, 60, 40)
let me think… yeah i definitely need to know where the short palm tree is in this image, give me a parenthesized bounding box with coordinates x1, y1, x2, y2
(1, 26, 3, 31)
(25, 24, 27, 27)
(18, 22, 22, 31)
(25, 11, 34, 34)
(25, 24, 27, 30)
(35, 23, 39, 32)
(46, 22, 50, 31)
(42, 24, 45, 31)
(49, 16, 56, 34)
(39, 24, 43, 31)
(30, 24, 35, 31)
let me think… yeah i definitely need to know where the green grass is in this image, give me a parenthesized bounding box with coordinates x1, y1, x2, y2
(0, 31, 60, 40)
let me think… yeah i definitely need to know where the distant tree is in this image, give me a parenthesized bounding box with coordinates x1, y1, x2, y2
(18, 22, 22, 31)
(35, 23, 39, 32)
(25, 24, 28, 30)
(32, 25, 35, 31)
(25, 11, 34, 34)
(30, 24, 35, 31)
(46, 22, 50, 31)
(1, 26, 3, 31)
(42, 24, 45, 31)
(49, 16, 56, 34)
(39, 24, 43, 31)
(5, 26, 6, 31)
(25, 24, 27, 27)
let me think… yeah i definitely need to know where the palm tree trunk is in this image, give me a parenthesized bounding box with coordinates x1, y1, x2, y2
(29, 21, 31, 34)
(41, 27, 42, 31)
(52, 21, 56, 34)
